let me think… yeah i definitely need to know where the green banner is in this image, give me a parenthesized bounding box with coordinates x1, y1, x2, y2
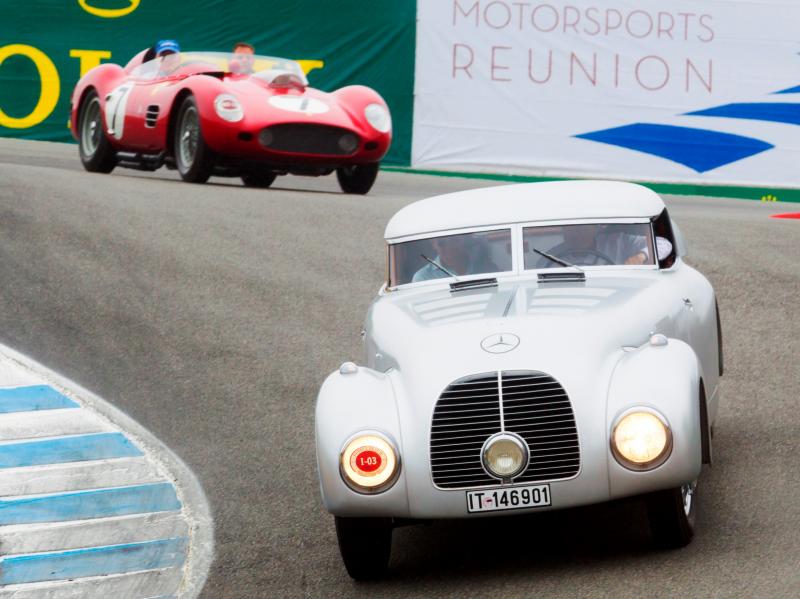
(0, 1, 414, 165)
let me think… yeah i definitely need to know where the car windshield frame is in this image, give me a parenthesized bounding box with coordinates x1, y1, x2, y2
(386, 218, 659, 291)
(130, 51, 306, 81)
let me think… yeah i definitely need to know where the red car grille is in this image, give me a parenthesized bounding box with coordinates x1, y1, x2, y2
(258, 124, 360, 156)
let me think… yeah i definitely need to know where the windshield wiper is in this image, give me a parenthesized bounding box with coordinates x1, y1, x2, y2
(421, 254, 460, 281)
(532, 248, 584, 272)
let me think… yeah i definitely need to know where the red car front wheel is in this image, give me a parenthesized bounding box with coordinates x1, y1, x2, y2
(78, 90, 116, 173)
(174, 95, 216, 183)
(336, 163, 379, 195)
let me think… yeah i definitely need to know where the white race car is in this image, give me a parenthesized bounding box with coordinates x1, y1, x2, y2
(315, 181, 723, 579)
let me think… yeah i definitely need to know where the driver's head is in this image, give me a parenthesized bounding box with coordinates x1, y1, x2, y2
(563, 224, 598, 249)
(432, 235, 468, 270)
(155, 39, 181, 71)
(232, 42, 255, 72)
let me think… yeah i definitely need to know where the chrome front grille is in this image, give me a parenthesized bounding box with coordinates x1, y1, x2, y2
(430, 371, 580, 489)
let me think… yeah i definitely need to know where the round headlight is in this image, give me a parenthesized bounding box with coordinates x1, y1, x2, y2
(364, 103, 391, 133)
(214, 93, 243, 122)
(340, 433, 399, 493)
(611, 410, 672, 470)
(482, 433, 528, 479)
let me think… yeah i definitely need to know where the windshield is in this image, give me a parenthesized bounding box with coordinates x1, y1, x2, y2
(523, 223, 655, 268)
(389, 229, 513, 287)
(130, 52, 306, 81)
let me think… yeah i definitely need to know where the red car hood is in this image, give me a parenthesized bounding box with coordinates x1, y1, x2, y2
(220, 77, 363, 130)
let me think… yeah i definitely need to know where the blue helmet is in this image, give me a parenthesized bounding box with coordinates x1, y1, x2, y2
(154, 39, 180, 56)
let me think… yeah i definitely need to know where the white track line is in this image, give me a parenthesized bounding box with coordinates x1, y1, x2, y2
(0, 408, 112, 441)
(0, 567, 183, 599)
(0, 511, 188, 555)
(0, 457, 165, 497)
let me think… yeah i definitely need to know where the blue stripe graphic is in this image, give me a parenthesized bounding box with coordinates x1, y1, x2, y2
(0, 385, 78, 413)
(0, 432, 142, 469)
(0, 537, 187, 585)
(574, 123, 773, 172)
(774, 85, 800, 94)
(686, 102, 800, 125)
(0, 482, 181, 525)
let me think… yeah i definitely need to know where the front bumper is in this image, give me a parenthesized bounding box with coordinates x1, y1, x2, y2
(200, 115, 390, 166)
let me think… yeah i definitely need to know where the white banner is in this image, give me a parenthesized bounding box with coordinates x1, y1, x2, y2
(413, 0, 800, 186)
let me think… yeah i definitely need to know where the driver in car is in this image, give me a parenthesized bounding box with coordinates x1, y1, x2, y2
(412, 234, 499, 282)
(541, 224, 649, 266)
(229, 42, 256, 74)
(154, 39, 182, 77)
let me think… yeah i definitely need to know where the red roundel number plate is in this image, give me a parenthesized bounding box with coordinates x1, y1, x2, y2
(352, 448, 382, 474)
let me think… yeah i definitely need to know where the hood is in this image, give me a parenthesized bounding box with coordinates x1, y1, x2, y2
(223, 78, 363, 131)
(365, 272, 680, 405)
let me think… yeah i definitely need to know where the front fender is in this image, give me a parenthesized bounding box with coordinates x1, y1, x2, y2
(315, 366, 409, 516)
(606, 338, 702, 499)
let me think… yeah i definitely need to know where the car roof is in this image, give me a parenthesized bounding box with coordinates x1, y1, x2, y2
(384, 180, 666, 241)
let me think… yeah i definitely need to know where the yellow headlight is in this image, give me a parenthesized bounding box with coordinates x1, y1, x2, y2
(340, 434, 399, 492)
(612, 411, 672, 470)
(483, 434, 527, 478)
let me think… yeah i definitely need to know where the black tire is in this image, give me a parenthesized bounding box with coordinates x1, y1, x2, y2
(647, 480, 697, 548)
(241, 171, 277, 188)
(174, 95, 216, 183)
(336, 163, 379, 195)
(334, 516, 392, 580)
(78, 90, 116, 173)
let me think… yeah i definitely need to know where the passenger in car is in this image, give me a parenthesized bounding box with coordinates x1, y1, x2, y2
(412, 235, 499, 282)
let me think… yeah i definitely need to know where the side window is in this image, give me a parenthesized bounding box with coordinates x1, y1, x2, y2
(652, 209, 677, 269)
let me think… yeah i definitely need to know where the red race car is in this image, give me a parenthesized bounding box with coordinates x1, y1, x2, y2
(69, 49, 392, 194)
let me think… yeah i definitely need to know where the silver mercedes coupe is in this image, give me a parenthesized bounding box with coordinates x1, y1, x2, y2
(315, 180, 723, 579)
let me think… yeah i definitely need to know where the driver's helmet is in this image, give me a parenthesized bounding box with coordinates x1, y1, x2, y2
(155, 39, 180, 57)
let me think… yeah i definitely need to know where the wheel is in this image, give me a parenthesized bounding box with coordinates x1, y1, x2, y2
(241, 171, 276, 188)
(334, 516, 392, 580)
(647, 480, 697, 548)
(336, 163, 379, 195)
(174, 95, 216, 183)
(78, 90, 116, 173)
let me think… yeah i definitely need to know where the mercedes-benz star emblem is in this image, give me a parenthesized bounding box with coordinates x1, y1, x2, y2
(480, 333, 520, 354)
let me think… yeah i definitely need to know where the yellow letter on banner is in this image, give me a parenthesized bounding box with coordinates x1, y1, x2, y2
(296, 60, 325, 75)
(70, 49, 112, 76)
(0, 44, 60, 129)
(78, 0, 140, 19)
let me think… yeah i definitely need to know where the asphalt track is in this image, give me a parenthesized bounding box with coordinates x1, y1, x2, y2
(0, 138, 798, 598)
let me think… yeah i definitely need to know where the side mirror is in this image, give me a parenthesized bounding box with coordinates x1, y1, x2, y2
(656, 236, 674, 261)
(670, 219, 688, 258)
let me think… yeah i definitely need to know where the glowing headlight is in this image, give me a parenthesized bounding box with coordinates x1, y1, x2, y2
(214, 94, 243, 122)
(364, 103, 391, 133)
(340, 433, 399, 492)
(482, 433, 528, 479)
(611, 410, 672, 470)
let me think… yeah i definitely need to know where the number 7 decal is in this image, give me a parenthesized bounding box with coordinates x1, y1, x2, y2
(105, 84, 133, 140)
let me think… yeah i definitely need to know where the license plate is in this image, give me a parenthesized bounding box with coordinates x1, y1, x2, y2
(466, 484, 551, 513)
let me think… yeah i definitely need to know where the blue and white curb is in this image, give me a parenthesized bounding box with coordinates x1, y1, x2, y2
(0, 344, 213, 598)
